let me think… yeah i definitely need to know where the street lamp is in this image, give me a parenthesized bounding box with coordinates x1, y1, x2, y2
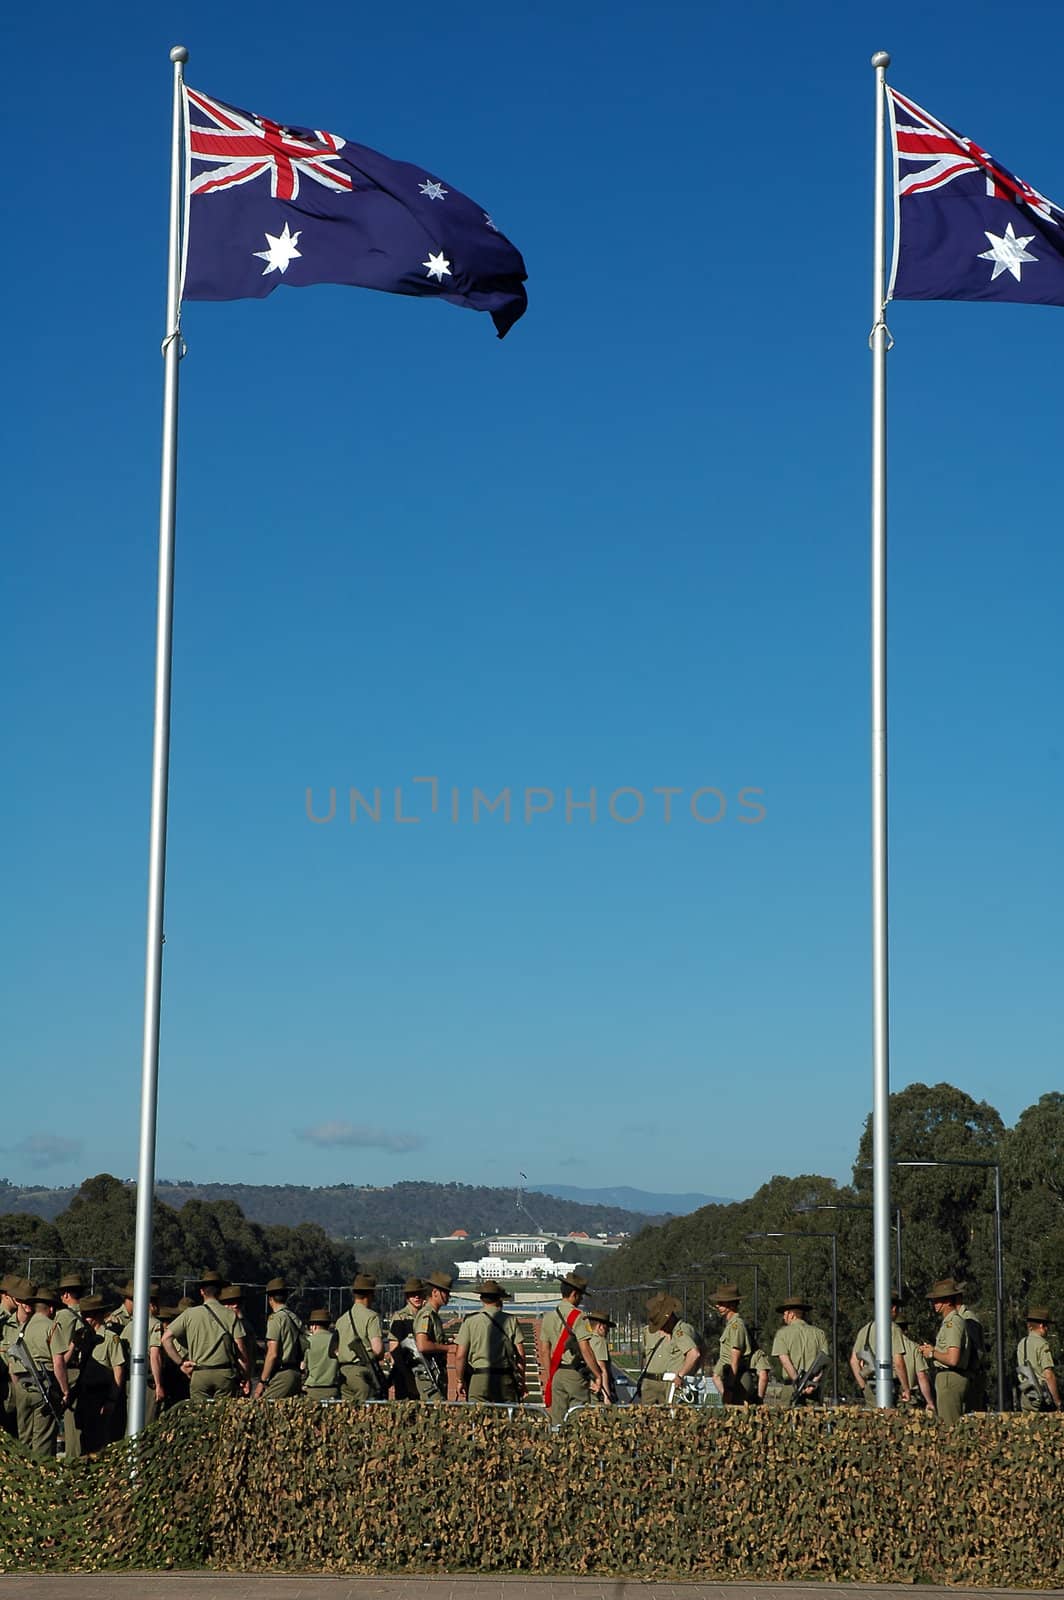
(893, 1158, 1005, 1412)
(795, 1201, 904, 1296)
(741, 1239, 794, 1294)
(749, 1230, 838, 1405)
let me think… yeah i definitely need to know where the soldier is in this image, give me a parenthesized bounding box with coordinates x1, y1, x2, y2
(894, 1312, 936, 1410)
(387, 1277, 426, 1399)
(255, 1278, 306, 1400)
(455, 1279, 524, 1404)
(52, 1271, 91, 1456)
(8, 1280, 62, 1459)
(849, 1294, 911, 1405)
(584, 1308, 616, 1401)
(161, 1269, 249, 1401)
(1016, 1306, 1060, 1411)
(74, 1295, 125, 1452)
(158, 1304, 189, 1407)
(0, 1273, 19, 1437)
(218, 1283, 256, 1390)
(336, 1274, 386, 1402)
(748, 1346, 772, 1404)
(957, 1287, 988, 1411)
(541, 1272, 607, 1424)
(114, 1282, 165, 1426)
(638, 1292, 701, 1405)
(413, 1271, 457, 1402)
(771, 1294, 829, 1405)
(303, 1308, 340, 1401)
(710, 1283, 753, 1404)
(918, 1276, 970, 1423)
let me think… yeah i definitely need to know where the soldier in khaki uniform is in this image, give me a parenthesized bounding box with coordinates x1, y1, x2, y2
(919, 1276, 970, 1423)
(894, 1312, 936, 1410)
(387, 1277, 426, 1399)
(255, 1278, 306, 1400)
(456, 1280, 524, 1403)
(112, 1281, 165, 1425)
(52, 1271, 90, 1455)
(541, 1272, 607, 1424)
(161, 1269, 249, 1401)
(74, 1295, 125, 1452)
(0, 1273, 19, 1437)
(849, 1294, 911, 1405)
(1016, 1307, 1060, 1411)
(303, 1308, 340, 1400)
(639, 1292, 700, 1405)
(771, 1294, 829, 1405)
(8, 1281, 63, 1458)
(585, 1308, 616, 1402)
(414, 1271, 456, 1402)
(710, 1283, 753, 1404)
(336, 1274, 386, 1402)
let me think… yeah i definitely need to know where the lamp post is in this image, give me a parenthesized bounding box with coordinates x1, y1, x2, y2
(741, 1239, 794, 1295)
(750, 1230, 838, 1405)
(796, 1201, 904, 1296)
(893, 1157, 1005, 1411)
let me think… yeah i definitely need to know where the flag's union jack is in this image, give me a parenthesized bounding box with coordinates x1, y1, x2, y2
(186, 85, 354, 201)
(888, 86, 1063, 229)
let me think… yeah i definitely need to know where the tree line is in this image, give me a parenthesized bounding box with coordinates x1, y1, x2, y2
(595, 1083, 1063, 1389)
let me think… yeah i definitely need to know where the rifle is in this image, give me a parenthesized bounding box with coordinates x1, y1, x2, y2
(400, 1334, 446, 1399)
(789, 1348, 830, 1406)
(1017, 1339, 1054, 1411)
(11, 1334, 63, 1427)
(344, 1310, 386, 1399)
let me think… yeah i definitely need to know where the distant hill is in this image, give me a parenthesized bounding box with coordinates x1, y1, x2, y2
(0, 1177, 659, 1241)
(529, 1183, 732, 1215)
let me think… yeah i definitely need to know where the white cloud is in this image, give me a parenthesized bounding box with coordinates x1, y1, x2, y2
(15, 1134, 84, 1169)
(297, 1121, 424, 1154)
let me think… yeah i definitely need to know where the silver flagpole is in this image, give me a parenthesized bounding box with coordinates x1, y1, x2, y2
(869, 49, 894, 1410)
(128, 44, 188, 1439)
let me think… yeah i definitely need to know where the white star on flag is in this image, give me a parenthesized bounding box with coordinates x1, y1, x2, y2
(419, 179, 448, 200)
(423, 251, 452, 282)
(978, 222, 1039, 282)
(253, 221, 303, 276)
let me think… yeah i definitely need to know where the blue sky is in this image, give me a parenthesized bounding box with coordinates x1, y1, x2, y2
(4, 0, 1061, 1202)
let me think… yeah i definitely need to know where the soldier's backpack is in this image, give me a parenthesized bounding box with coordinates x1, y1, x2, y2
(1017, 1337, 1054, 1411)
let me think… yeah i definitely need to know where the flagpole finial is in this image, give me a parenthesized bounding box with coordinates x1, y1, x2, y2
(871, 50, 890, 69)
(170, 45, 189, 63)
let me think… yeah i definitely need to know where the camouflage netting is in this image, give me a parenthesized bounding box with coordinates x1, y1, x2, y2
(2, 1405, 1062, 1584)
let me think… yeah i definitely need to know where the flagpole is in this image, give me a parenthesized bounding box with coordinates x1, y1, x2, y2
(869, 48, 894, 1410)
(128, 43, 188, 1439)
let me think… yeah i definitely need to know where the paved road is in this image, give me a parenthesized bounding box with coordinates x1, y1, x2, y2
(0, 1579, 1061, 1599)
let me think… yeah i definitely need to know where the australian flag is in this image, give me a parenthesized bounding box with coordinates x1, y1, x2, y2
(181, 86, 527, 337)
(887, 86, 1064, 306)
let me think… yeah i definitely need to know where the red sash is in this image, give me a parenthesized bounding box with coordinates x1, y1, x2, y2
(543, 1306, 582, 1408)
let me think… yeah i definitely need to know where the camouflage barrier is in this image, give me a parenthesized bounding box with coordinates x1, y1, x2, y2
(2, 1403, 1063, 1585)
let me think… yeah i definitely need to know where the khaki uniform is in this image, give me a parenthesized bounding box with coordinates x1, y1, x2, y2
(930, 1309, 970, 1423)
(304, 1327, 340, 1400)
(411, 1304, 448, 1402)
(389, 1303, 422, 1399)
(76, 1328, 124, 1453)
(898, 1330, 931, 1401)
(336, 1303, 383, 1402)
(1016, 1331, 1056, 1412)
(715, 1312, 753, 1403)
(771, 1318, 829, 1405)
(541, 1301, 594, 1423)
(456, 1308, 523, 1403)
(640, 1322, 698, 1406)
(11, 1310, 60, 1458)
(52, 1303, 92, 1454)
(852, 1318, 907, 1405)
(167, 1301, 244, 1400)
(118, 1313, 164, 1424)
(0, 1307, 16, 1436)
(263, 1307, 306, 1400)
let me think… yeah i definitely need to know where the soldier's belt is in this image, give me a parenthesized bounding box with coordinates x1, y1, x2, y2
(196, 1363, 234, 1370)
(470, 1367, 513, 1375)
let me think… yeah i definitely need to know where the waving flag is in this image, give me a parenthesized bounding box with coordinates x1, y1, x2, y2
(181, 86, 527, 337)
(887, 86, 1064, 306)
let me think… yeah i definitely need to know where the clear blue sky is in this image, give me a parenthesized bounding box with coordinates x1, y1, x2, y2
(4, 0, 1061, 1201)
